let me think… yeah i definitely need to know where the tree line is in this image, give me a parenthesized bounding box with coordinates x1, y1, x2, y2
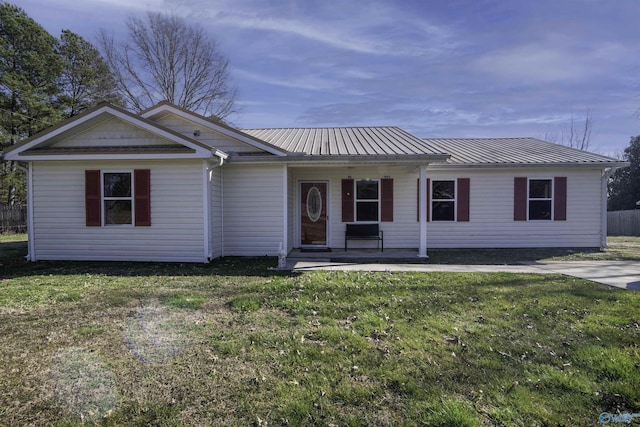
(0, 2, 236, 205)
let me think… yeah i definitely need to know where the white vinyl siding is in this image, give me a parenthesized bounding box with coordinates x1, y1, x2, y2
(31, 160, 206, 262)
(154, 113, 266, 154)
(291, 166, 604, 249)
(53, 117, 179, 147)
(222, 164, 285, 255)
(425, 168, 602, 248)
(210, 167, 223, 258)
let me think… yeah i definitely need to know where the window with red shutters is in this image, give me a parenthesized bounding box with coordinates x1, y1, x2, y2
(85, 169, 151, 227)
(342, 178, 393, 223)
(515, 177, 567, 221)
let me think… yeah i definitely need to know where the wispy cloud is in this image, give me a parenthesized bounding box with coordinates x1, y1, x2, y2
(196, 1, 457, 57)
(233, 69, 338, 92)
(473, 40, 627, 83)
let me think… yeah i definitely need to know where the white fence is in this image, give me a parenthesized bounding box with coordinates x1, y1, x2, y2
(608, 210, 640, 236)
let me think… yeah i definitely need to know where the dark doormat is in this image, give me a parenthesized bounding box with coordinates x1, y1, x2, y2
(300, 248, 332, 253)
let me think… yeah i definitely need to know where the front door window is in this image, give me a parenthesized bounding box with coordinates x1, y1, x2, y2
(306, 186, 322, 222)
(301, 182, 327, 245)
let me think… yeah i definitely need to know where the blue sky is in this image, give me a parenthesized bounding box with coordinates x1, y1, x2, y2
(17, 0, 640, 156)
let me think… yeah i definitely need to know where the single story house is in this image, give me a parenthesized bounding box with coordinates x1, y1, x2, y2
(1, 102, 628, 262)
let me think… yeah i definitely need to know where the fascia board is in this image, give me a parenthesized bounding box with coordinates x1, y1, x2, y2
(226, 153, 450, 165)
(15, 153, 212, 161)
(426, 161, 631, 170)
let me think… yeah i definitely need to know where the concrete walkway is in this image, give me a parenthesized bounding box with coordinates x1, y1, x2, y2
(287, 259, 640, 290)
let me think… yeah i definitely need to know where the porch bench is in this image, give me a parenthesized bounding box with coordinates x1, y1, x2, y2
(345, 223, 384, 252)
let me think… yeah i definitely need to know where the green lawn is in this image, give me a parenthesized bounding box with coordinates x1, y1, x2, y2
(1, 252, 639, 425)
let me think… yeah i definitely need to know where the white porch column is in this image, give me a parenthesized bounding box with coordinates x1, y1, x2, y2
(282, 165, 288, 253)
(418, 165, 428, 258)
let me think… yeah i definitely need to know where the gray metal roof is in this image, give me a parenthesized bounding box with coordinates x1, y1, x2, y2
(240, 128, 622, 166)
(242, 127, 448, 156)
(422, 137, 621, 165)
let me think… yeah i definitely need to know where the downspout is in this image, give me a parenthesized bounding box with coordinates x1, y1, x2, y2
(207, 154, 225, 260)
(601, 167, 619, 249)
(16, 162, 35, 262)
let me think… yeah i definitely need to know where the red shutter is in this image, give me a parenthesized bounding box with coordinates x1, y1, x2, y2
(457, 178, 470, 222)
(381, 178, 393, 222)
(426, 178, 430, 222)
(416, 178, 431, 222)
(85, 170, 101, 226)
(134, 169, 151, 226)
(554, 177, 567, 221)
(341, 179, 354, 222)
(514, 177, 528, 221)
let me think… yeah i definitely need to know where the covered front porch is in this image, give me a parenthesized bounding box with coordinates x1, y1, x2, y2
(285, 163, 432, 258)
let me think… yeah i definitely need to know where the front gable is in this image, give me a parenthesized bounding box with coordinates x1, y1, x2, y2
(53, 116, 180, 148)
(3, 104, 221, 161)
(150, 111, 272, 155)
(140, 102, 288, 156)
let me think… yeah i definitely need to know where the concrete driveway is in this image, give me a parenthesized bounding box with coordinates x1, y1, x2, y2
(524, 261, 640, 290)
(288, 260, 640, 290)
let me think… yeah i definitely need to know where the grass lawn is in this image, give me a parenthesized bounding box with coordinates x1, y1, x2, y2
(0, 239, 639, 426)
(3, 235, 640, 267)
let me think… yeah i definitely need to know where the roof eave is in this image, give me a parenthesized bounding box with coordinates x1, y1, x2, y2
(427, 161, 630, 169)
(226, 153, 451, 165)
(11, 152, 213, 161)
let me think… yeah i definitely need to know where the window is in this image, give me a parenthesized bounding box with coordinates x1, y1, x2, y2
(432, 180, 455, 221)
(342, 178, 393, 223)
(356, 180, 379, 222)
(85, 169, 151, 227)
(103, 172, 133, 225)
(528, 179, 552, 220)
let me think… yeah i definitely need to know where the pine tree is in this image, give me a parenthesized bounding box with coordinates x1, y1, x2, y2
(57, 29, 122, 117)
(0, 3, 63, 204)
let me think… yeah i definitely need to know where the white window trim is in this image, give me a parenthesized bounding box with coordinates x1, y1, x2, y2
(431, 179, 457, 222)
(102, 170, 135, 227)
(527, 177, 554, 221)
(354, 178, 380, 223)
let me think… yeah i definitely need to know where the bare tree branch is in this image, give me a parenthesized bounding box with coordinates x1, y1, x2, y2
(542, 109, 593, 151)
(96, 12, 236, 119)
